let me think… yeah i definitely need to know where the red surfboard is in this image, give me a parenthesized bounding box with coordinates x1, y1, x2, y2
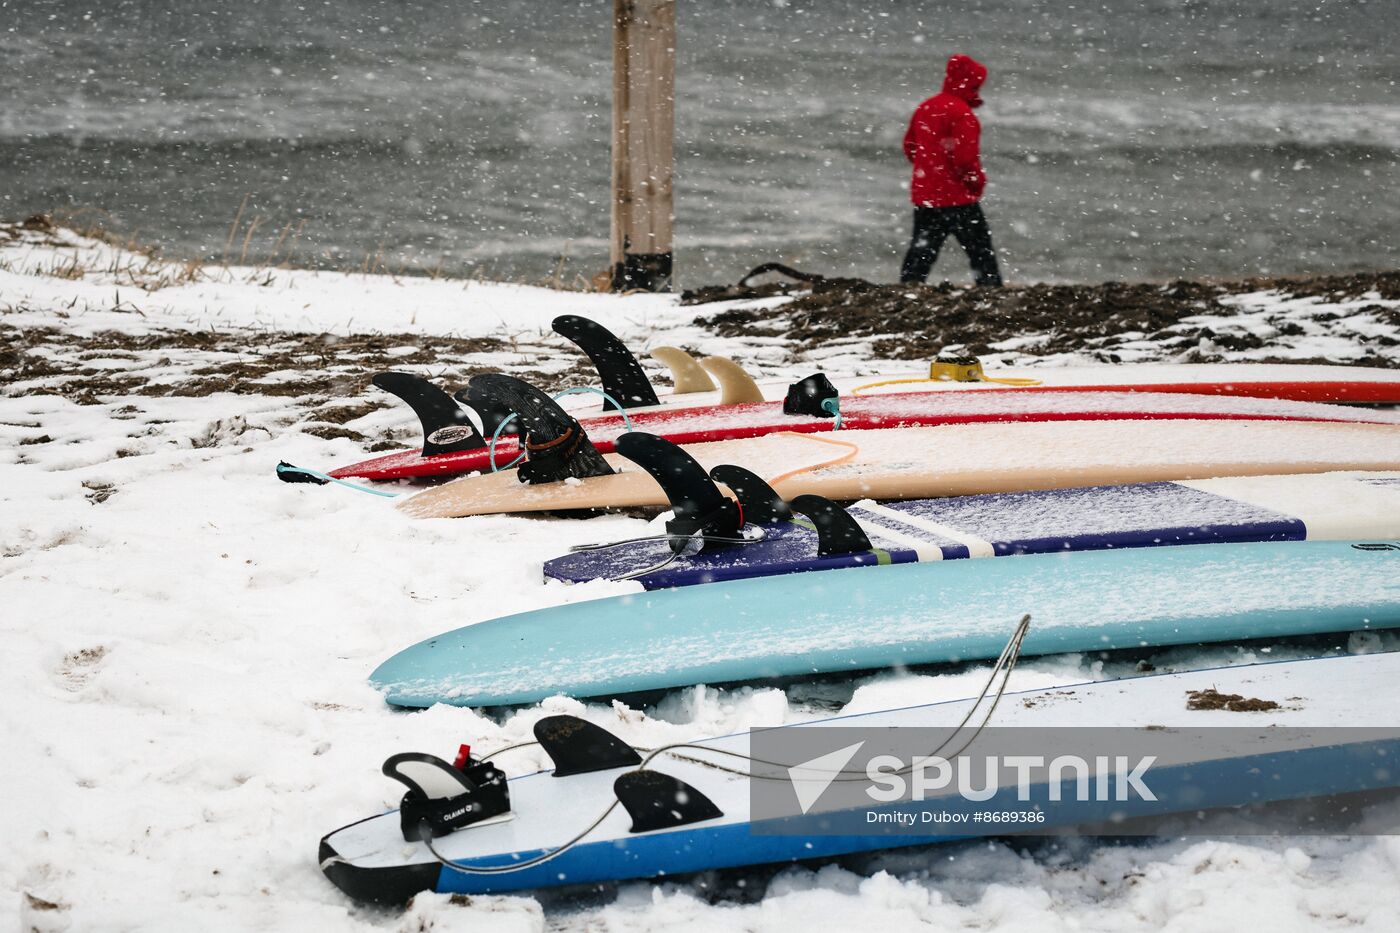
(330, 382, 1400, 481)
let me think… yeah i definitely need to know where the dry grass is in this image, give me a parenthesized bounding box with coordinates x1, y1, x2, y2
(0, 213, 205, 291)
(4, 208, 610, 296)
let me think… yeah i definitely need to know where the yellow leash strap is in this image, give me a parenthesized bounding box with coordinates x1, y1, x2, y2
(852, 359, 1042, 395)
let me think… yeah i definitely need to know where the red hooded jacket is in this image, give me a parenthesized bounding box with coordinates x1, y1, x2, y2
(903, 54, 988, 207)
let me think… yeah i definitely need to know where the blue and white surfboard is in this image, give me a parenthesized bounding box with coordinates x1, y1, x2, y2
(327, 652, 1400, 902)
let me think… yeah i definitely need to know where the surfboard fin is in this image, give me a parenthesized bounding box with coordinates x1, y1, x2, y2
(790, 494, 873, 556)
(453, 386, 516, 439)
(552, 314, 660, 410)
(700, 356, 765, 405)
(649, 346, 717, 394)
(465, 374, 615, 485)
(615, 432, 742, 552)
(371, 372, 486, 457)
(534, 715, 642, 777)
(383, 752, 511, 842)
(710, 464, 793, 524)
(614, 770, 724, 833)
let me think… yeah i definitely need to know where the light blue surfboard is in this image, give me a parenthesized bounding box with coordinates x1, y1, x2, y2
(373, 540, 1400, 708)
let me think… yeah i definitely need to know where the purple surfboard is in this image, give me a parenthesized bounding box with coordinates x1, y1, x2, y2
(540, 475, 1389, 589)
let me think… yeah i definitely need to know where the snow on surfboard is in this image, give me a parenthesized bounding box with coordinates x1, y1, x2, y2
(325, 652, 1400, 901)
(330, 369, 1400, 482)
(551, 315, 1400, 413)
(370, 539, 1400, 708)
(394, 413, 1400, 520)
(543, 471, 1400, 588)
(651, 358, 1400, 410)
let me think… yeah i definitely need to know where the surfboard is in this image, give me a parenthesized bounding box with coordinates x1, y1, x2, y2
(829, 361, 1400, 404)
(550, 315, 1400, 412)
(396, 419, 1400, 519)
(640, 358, 1400, 410)
(371, 540, 1400, 708)
(332, 386, 1400, 482)
(543, 472, 1400, 588)
(326, 652, 1400, 902)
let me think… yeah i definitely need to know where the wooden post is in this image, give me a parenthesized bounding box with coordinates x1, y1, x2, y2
(610, 0, 675, 292)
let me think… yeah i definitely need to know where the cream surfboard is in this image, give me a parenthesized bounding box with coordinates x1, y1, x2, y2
(397, 419, 1400, 519)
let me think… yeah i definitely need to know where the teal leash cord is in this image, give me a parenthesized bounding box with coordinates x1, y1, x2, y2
(275, 462, 401, 498)
(486, 413, 527, 472)
(821, 396, 843, 430)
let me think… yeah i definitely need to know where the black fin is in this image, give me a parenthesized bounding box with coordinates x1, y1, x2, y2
(614, 770, 724, 833)
(382, 752, 477, 800)
(789, 494, 873, 556)
(371, 372, 485, 457)
(534, 715, 642, 777)
(552, 314, 660, 410)
(453, 386, 515, 438)
(710, 464, 792, 524)
(615, 432, 742, 551)
(383, 753, 511, 842)
(783, 373, 840, 418)
(276, 461, 329, 485)
(465, 374, 615, 484)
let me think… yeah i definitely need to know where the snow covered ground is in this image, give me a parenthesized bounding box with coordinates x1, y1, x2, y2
(4, 222, 1400, 931)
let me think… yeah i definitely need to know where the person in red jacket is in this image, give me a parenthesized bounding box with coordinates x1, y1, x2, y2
(898, 53, 1004, 286)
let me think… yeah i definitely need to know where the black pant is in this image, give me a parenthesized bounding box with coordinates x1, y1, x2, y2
(899, 203, 1003, 286)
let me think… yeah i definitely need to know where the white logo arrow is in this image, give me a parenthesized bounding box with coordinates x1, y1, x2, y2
(787, 741, 866, 814)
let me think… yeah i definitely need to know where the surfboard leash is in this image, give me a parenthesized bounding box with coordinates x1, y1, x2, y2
(642, 611, 1031, 786)
(821, 396, 843, 429)
(765, 431, 860, 488)
(422, 613, 1031, 876)
(273, 462, 402, 498)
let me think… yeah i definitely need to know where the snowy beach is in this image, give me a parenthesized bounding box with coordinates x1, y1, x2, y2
(5, 219, 1400, 930)
(8, 0, 1400, 923)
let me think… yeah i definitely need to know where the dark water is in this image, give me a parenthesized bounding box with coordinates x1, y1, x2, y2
(4, 0, 1397, 287)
